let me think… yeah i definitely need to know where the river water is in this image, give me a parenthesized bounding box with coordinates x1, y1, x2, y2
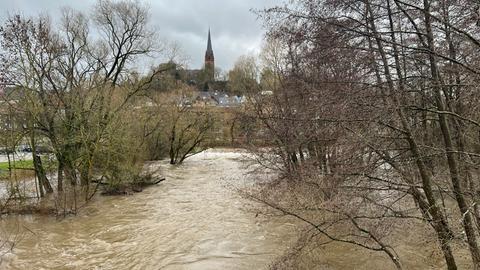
(0, 149, 297, 270)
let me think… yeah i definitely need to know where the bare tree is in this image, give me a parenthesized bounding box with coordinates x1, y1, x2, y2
(243, 0, 480, 268)
(143, 86, 214, 165)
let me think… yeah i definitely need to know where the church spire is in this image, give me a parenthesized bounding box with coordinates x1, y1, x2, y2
(204, 28, 215, 82)
(207, 28, 213, 53)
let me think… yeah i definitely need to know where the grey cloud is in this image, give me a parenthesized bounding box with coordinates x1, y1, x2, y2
(0, 0, 278, 71)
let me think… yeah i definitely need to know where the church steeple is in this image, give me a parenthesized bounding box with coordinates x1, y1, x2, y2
(206, 28, 213, 54)
(204, 28, 215, 82)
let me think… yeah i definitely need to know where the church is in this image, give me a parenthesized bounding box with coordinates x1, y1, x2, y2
(204, 28, 215, 83)
(181, 29, 226, 91)
(158, 29, 242, 107)
(191, 29, 243, 107)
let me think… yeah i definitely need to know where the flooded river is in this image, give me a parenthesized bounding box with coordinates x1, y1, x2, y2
(1, 149, 297, 270)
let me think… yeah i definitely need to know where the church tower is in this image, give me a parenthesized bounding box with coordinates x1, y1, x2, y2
(204, 28, 215, 82)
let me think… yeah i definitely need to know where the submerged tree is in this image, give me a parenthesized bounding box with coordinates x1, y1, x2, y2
(142, 86, 214, 165)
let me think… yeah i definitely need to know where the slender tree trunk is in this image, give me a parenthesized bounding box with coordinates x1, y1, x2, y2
(169, 124, 176, 164)
(57, 157, 64, 193)
(33, 154, 53, 194)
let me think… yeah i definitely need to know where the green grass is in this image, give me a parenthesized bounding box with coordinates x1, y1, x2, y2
(0, 160, 35, 178)
(0, 158, 57, 179)
(0, 160, 34, 170)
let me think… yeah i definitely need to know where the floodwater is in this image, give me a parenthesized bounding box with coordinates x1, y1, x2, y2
(0, 149, 297, 270)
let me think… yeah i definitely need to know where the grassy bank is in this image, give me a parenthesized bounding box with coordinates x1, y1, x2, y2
(0, 159, 56, 178)
(0, 160, 34, 171)
(0, 160, 35, 178)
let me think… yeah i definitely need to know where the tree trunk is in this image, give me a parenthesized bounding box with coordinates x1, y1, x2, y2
(57, 156, 65, 193)
(33, 154, 53, 194)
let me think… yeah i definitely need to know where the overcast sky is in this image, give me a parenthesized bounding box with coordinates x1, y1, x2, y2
(0, 0, 278, 71)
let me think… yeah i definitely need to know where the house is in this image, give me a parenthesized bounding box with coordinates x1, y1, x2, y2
(193, 90, 245, 107)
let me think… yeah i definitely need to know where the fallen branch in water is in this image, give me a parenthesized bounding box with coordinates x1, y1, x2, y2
(100, 176, 166, 196)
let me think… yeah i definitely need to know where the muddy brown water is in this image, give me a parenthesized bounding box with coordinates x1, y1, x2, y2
(0, 149, 298, 270)
(0, 149, 472, 270)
